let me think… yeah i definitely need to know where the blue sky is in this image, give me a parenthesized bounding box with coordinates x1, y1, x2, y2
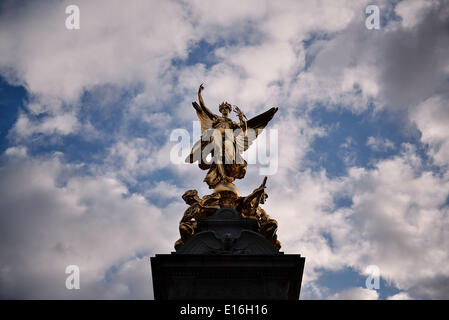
(1, 0, 449, 300)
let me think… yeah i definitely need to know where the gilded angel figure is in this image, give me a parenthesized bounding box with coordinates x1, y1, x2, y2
(186, 84, 278, 192)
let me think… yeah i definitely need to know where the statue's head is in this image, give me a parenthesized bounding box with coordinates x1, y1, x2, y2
(182, 189, 199, 205)
(218, 102, 232, 117)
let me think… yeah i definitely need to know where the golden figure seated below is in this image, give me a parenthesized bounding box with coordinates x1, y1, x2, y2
(175, 177, 281, 250)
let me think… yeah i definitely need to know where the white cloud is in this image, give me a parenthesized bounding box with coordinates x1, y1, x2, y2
(261, 142, 449, 299)
(0, 0, 369, 140)
(395, 0, 434, 29)
(410, 95, 449, 166)
(328, 287, 379, 300)
(145, 181, 185, 201)
(366, 136, 395, 152)
(0, 156, 179, 298)
(0, 0, 194, 102)
(291, 0, 449, 113)
(13, 112, 79, 138)
(341, 65, 380, 98)
(387, 292, 413, 300)
(4, 146, 27, 157)
(338, 146, 449, 297)
(0, 0, 196, 138)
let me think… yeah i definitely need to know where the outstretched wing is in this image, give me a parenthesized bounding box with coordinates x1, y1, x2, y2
(247, 107, 278, 131)
(236, 107, 278, 152)
(192, 101, 216, 132)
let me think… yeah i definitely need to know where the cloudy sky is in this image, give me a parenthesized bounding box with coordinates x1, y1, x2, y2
(1, 0, 449, 300)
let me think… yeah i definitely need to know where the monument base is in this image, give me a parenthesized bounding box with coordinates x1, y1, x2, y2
(151, 207, 305, 300)
(150, 254, 305, 300)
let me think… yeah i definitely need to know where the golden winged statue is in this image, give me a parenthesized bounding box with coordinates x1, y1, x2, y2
(186, 84, 278, 195)
(175, 85, 281, 250)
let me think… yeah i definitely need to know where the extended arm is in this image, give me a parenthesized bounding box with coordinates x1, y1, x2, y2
(234, 106, 247, 132)
(198, 84, 206, 109)
(195, 84, 216, 121)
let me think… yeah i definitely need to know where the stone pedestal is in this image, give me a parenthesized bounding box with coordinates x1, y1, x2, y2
(150, 208, 305, 300)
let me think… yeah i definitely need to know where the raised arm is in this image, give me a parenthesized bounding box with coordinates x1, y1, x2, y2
(234, 106, 247, 131)
(198, 84, 206, 109)
(196, 84, 216, 120)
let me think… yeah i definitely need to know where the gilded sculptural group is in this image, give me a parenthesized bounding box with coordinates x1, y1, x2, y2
(175, 84, 280, 250)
